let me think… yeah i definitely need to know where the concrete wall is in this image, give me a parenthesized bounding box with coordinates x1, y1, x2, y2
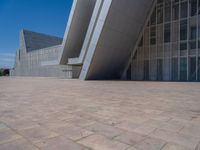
(13, 0, 163, 81)
(68, 0, 105, 65)
(12, 30, 72, 78)
(80, 0, 154, 80)
(59, 0, 97, 64)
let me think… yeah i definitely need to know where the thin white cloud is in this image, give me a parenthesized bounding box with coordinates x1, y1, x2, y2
(0, 53, 15, 58)
(0, 58, 14, 62)
(0, 53, 15, 68)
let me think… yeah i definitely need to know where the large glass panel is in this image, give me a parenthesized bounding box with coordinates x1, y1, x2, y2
(127, 64, 132, 80)
(157, 44, 163, 57)
(189, 41, 196, 50)
(172, 58, 178, 80)
(198, 0, 200, 14)
(157, 59, 163, 80)
(172, 21, 179, 42)
(172, 43, 179, 56)
(173, 2, 179, 20)
(164, 44, 171, 57)
(163, 58, 171, 80)
(198, 26, 200, 39)
(144, 47, 149, 59)
(180, 42, 188, 56)
(150, 59, 157, 80)
(144, 60, 149, 80)
(198, 57, 200, 80)
(190, 26, 197, 40)
(132, 59, 137, 80)
(198, 40, 200, 48)
(157, 25, 164, 44)
(150, 27, 156, 45)
(137, 48, 144, 80)
(180, 57, 187, 81)
(151, 8, 156, 25)
(139, 37, 143, 47)
(144, 28, 150, 46)
(189, 25, 197, 54)
(181, 2, 188, 18)
(157, 5, 163, 24)
(165, 1, 171, 22)
(190, 0, 197, 16)
(164, 23, 171, 43)
(157, 0, 163, 4)
(180, 20, 188, 41)
(180, 42, 187, 51)
(189, 57, 197, 81)
(150, 46, 157, 58)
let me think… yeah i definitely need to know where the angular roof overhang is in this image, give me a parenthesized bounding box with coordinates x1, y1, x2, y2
(79, 0, 154, 79)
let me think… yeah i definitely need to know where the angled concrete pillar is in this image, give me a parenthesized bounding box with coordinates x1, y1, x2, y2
(59, 0, 96, 65)
(80, 0, 154, 80)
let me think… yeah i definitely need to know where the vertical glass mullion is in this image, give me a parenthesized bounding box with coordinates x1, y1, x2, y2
(155, 2, 157, 80)
(163, 0, 165, 80)
(178, 0, 181, 80)
(197, 0, 199, 80)
(187, 0, 190, 81)
(170, 0, 173, 80)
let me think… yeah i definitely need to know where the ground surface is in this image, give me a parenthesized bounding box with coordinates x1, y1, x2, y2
(0, 77, 200, 150)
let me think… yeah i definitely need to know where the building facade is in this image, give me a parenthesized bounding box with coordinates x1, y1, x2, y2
(127, 0, 200, 81)
(11, 30, 73, 78)
(12, 0, 200, 81)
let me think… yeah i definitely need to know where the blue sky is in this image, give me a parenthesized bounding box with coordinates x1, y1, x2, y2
(0, 0, 72, 68)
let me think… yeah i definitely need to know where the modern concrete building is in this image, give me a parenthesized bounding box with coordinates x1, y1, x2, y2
(11, 0, 200, 81)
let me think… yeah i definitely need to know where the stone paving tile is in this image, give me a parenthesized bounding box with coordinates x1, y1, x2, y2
(85, 122, 123, 138)
(196, 142, 200, 150)
(161, 142, 192, 150)
(52, 124, 94, 141)
(98, 117, 122, 126)
(0, 138, 39, 150)
(141, 119, 167, 128)
(123, 116, 149, 124)
(5, 119, 40, 131)
(115, 121, 140, 133)
(114, 131, 146, 145)
(132, 124, 157, 135)
(38, 118, 71, 130)
(126, 147, 139, 150)
(66, 117, 96, 128)
(0, 123, 9, 131)
(0, 129, 22, 145)
(1, 78, 200, 149)
(18, 126, 59, 143)
(133, 137, 166, 150)
(150, 114, 171, 122)
(36, 136, 89, 150)
(0, 114, 20, 123)
(43, 112, 74, 121)
(158, 121, 184, 133)
(78, 134, 130, 150)
(180, 124, 200, 138)
(150, 129, 199, 149)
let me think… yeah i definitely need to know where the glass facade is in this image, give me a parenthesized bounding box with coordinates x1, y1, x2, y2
(128, 0, 200, 81)
(198, 57, 200, 80)
(189, 57, 197, 80)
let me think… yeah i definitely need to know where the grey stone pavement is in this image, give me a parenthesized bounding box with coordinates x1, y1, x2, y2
(0, 77, 200, 150)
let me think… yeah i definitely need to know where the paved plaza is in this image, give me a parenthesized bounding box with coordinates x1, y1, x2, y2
(0, 77, 200, 150)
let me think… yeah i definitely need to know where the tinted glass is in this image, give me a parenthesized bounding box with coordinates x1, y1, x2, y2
(180, 58, 187, 81)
